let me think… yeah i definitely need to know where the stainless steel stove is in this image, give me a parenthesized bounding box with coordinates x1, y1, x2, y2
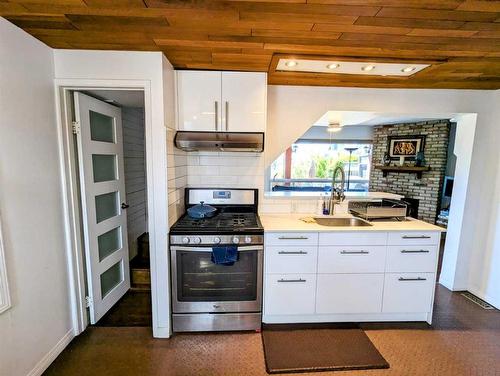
(169, 188, 263, 332)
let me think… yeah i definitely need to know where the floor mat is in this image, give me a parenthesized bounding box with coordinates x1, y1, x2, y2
(262, 324, 389, 374)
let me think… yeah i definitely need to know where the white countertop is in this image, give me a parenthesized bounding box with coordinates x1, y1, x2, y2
(264, 191, 404, 200)
(260, 213, 446, 233)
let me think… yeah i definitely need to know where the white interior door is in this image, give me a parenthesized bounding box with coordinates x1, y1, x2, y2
(74, 92, 130, 324)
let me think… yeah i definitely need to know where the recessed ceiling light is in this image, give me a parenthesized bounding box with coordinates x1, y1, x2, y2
(326, 63, 339, 69)
(327, 123, 342, 133)
(285, 61, 298, 67)
(361, 65, 375, 72)
(401, 66, 417, 73)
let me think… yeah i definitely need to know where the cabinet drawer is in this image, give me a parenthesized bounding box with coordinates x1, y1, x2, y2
(264, 274, 316, 315)
(386, 246, 438, 272)
(316, 274, 384, 314)
(265, 232, 318, 246)
(318, 246, 386, 273)
(387, 232, 440, 246)
(266, 246, 317, 274)
(318, 232, 387, 246)
(382, 273, 435, 313)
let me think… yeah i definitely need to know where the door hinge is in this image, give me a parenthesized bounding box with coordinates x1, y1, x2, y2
(72, 121, 80, 135)
(85, 296, 93, 308)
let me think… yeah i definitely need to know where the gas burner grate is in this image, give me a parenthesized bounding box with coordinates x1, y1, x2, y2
(172, 212, 260, 232)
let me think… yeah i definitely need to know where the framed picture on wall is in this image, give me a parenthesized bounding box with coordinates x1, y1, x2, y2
(387, 135, 426, 160)
(0, 214, 11, 314)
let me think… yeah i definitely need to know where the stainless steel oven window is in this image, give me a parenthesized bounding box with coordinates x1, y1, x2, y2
(171, 246, 263, 313)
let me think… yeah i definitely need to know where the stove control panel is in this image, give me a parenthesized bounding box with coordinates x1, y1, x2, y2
(170, 234, 263, 246)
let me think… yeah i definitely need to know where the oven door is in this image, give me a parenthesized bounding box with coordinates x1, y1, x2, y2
(171, 245, 263, 313)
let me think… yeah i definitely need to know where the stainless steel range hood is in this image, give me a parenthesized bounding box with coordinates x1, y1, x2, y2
(174, 131, 264, 152)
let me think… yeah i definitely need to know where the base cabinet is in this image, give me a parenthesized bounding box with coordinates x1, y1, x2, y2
(316, 274, 384, 314)
(264, 274, 316, 315)
(263, 230, 440, 324)
(382, 273, 435, 313)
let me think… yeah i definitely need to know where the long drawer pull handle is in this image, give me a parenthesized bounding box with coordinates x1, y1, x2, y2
(401, 250, 430, 253)
(278, 251, 308, 255)
(398, 277, 427, 281)
(278, 236, 308, 240)
(278, 278, 306, 283)
(341, 250, 369, 254)
(402, 235, 431, 239)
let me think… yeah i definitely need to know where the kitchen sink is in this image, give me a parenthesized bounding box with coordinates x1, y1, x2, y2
(313, 217, 372, 227)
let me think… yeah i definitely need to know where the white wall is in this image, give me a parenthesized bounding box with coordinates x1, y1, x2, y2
(464, 90, 500, 308)
(439, 114, 476, 291)
(53, 49, 171, 337)
(122, 106, 147, 260)
(267, 85, 500, 308)
(0, 19, 73, 376)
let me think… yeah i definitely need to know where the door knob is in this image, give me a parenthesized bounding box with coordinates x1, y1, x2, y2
(121, 203, 130, 209)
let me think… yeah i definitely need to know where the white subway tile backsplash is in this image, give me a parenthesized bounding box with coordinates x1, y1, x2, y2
(198, 155, 264, 167)
(187, 155, 199, 165)
(187, 165, 219, 176)
(259, 203, 291, 214)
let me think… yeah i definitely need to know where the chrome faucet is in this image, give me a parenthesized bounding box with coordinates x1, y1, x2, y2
(328, 165, 346, 215)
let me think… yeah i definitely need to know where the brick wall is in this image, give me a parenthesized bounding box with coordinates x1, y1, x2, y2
(369, 120, 451, 224)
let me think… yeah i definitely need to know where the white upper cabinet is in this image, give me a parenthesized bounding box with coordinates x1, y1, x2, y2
(221, 72, 266, 132)
(176, 71, 222, 132)
(176, 70, 266, 132)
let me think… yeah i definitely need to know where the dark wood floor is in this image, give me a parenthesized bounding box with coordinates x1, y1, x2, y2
(94, 290, 152, 327)
(44, 285, 500, 376)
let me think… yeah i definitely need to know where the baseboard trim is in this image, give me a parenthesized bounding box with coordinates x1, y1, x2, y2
(27, 329, 74, 376)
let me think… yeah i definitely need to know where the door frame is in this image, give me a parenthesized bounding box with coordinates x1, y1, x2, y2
(54, 79, 169, 337)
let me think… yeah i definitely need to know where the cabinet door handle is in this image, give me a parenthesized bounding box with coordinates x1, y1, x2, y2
(401, 250, 430, 253)
(214, 101, 219, 130)
(225, 101, 229, 131)
(278, 278, 306, 283)
(398, 277, 427, 281)
(340, 250, 369, 254)
(278, 251, 307, 255)
(402, 235, 431, 239)
(278, 236, 308, 240)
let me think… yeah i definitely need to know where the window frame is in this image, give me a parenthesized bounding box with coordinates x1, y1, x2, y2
(270, 139, 373, 192)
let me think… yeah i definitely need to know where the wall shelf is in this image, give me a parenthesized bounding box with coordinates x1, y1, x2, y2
(375, 165, 431, 179)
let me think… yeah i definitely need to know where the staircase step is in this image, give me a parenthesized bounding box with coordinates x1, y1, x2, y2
(131, 267, 150, 287)
(130, 284, 151, 292)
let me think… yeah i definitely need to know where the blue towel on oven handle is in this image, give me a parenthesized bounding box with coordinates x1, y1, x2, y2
(211, 246, 238, 265)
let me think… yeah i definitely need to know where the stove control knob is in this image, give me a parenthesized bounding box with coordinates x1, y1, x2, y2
(213, 237, 221, 244)
(193, 237, 202, 244)
(244, 236, 252, 244)
(182, 237, 190, 244)
(232, 236, 240, 244)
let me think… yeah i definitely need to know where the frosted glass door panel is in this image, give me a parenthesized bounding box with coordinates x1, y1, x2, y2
(90, 110, 115, 143)
(92, 154, 117, 182)
(98, 227, 122, 261)
(100, 261, 123, 298)
(95, 192, 119, 223)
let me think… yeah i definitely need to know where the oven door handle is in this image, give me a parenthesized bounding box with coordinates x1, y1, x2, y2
(170, 245, 263, 252)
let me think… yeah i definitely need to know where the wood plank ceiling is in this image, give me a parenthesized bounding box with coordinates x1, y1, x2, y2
(2, 0, 500, 89)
